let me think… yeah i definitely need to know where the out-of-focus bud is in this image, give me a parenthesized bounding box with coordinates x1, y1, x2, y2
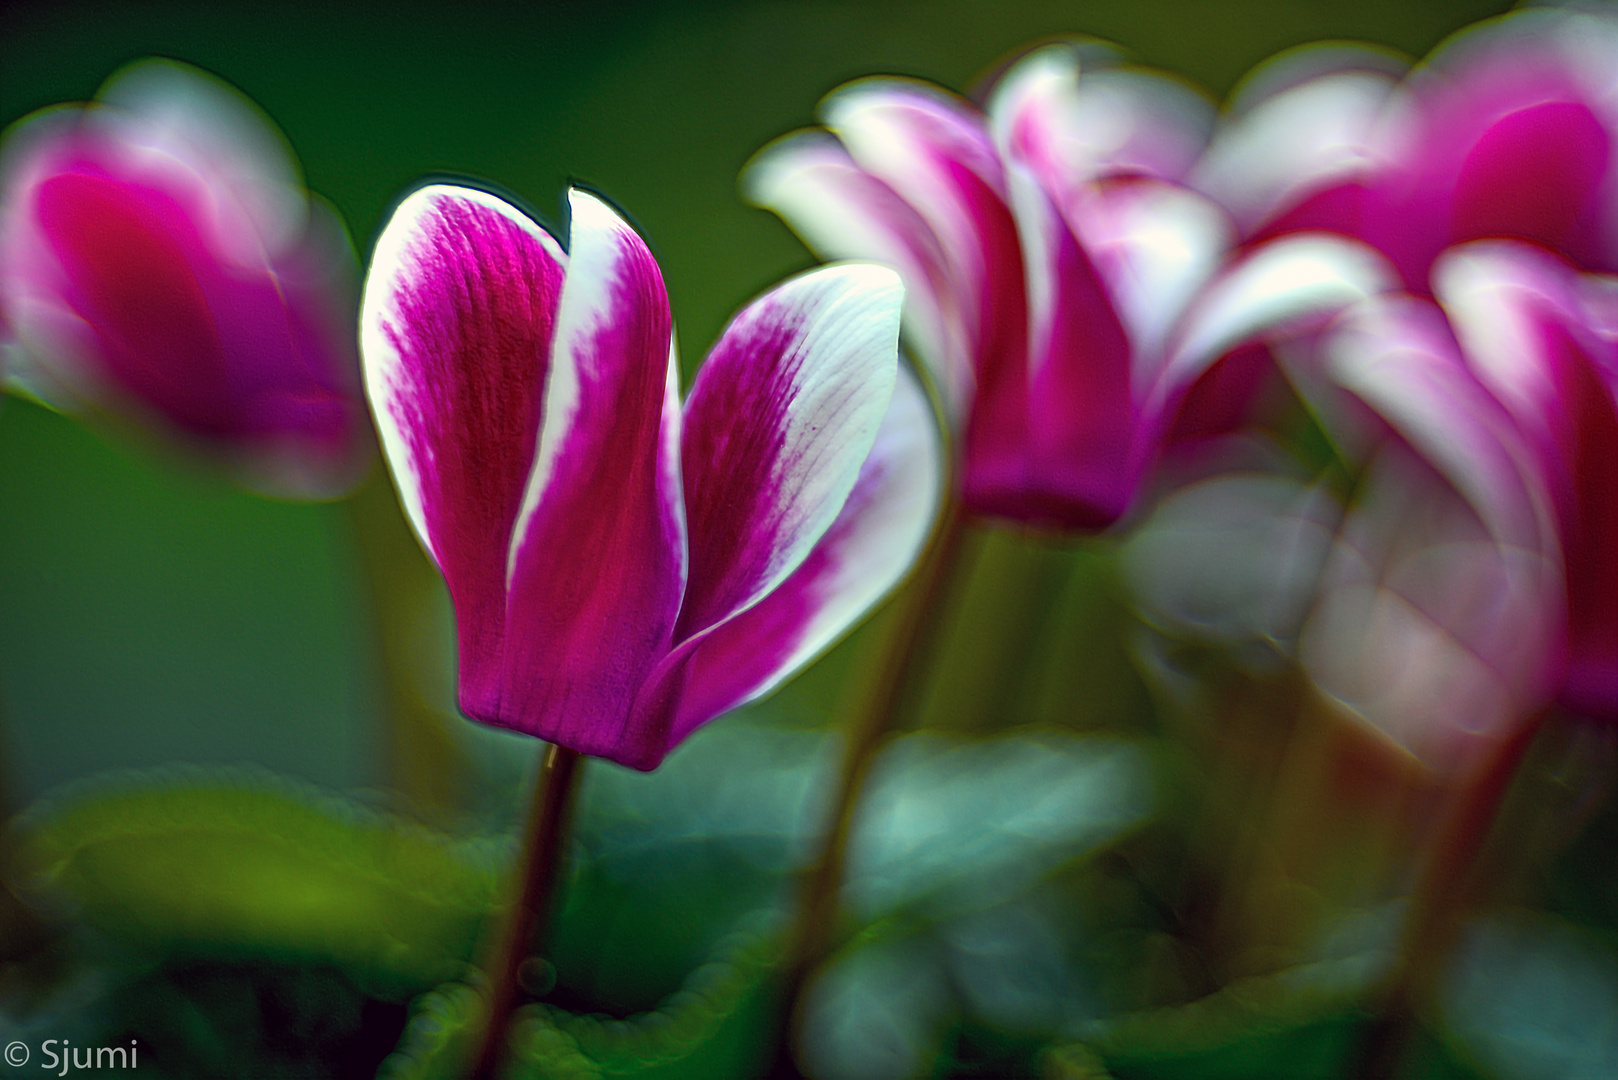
(0, 59, 369, 498)
(1194, 3, 1618, 291)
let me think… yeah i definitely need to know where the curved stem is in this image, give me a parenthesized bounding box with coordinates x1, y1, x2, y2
(1349, 711, 1546, 1079)
(343, 465, 468, 817)
(0, 684, 54, 964)
(772, 501, 972, 1074)
(470, 743, 585, 1080)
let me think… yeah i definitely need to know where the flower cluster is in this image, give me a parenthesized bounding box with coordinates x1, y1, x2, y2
(751, 4, 1618, 765)
(746, 44, 1390, 530)
(1, 5, 1612, 778)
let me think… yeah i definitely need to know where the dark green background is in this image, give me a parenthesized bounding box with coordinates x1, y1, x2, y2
(0, 0, 1514, 806)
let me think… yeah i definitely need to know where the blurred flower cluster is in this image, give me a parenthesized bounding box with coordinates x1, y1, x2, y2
(752, 1, 1618, 773)
(1, 3, 1616, 1079)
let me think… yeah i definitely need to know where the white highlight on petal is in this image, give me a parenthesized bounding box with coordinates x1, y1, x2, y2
(1163, 232, 1394, 394)
(1433, 241, 1591, 441)
(744, 131, 968, 421)
(98, 58, 308, 263)
(990, 44, 1214, 186)
(359, 183, 564, 565)
(1079, 181, 1234, 390)
(1192, 69, 1398, 233)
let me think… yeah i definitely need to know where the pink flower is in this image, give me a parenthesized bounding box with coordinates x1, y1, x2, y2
(0, 59, 368, 496)
(1131, 239, 1618, 760)
(745, 44, 1391, 530)
(1193, 4, 1618, 289)
(1127, 250, 1573, 766)
(1298, 267, 1569, 762)
(359, 185, 940, 770)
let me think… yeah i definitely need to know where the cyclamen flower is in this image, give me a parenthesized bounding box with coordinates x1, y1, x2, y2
(746, 44, 1391, 530)
(1192, 3, 1618, 288)
(0, 59, 368, 496)
(1128, 240, 1618, 763)
(360, 184, 939, 770)
(1124, 310, 1563, 768)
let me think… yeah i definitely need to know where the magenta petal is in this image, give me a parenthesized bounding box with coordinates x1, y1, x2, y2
(35, 166, 365, 492)
(360, 184, 567, 721)
(35, 168, 236, 437)
(676, 263, 904, 643)
(0, 65, 367, 497)
(498, 190, 684, 766)
(94, 58, 310, 262)
(1450, 101, 1610, 257)
(1374, 6, 1618, 283)
(641, 361, 941, 749)
(1551, 327, 1618, 717)
(987, 162, 1135, 528)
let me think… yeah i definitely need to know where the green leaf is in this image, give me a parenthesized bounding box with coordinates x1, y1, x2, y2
(379, 916, 780, 1080)
(1044, 953, 1487, 1080)
(845, 732, 1156, 920)
(1441, 914, 1618, 1080)
(8, 769, 503, 999)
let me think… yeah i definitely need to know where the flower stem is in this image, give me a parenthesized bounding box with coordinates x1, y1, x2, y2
(1349, 711, 1545, 1078)
(344, 465, 468, 817)
(773, 500, 971, 1073)
(470, 743, 585, 1080)
(0, 687, 54, 964)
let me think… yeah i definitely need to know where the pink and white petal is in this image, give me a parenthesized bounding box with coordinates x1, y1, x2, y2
(676, 262, 903, 643)
(499, 189, 684, 765)
(1190, 68, 1399, 236)
(359, 183, 567, 719)
(96, 58, 308, 263)
(989, 44, 1214, 190)
(744, 130, 970, 420)
(641, 362, 942, 754)
(822, 81, 1027, 398)
(1159, 232, 1394, 403)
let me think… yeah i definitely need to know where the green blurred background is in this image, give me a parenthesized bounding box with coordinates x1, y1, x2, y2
(0, 0, 1515, 810)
